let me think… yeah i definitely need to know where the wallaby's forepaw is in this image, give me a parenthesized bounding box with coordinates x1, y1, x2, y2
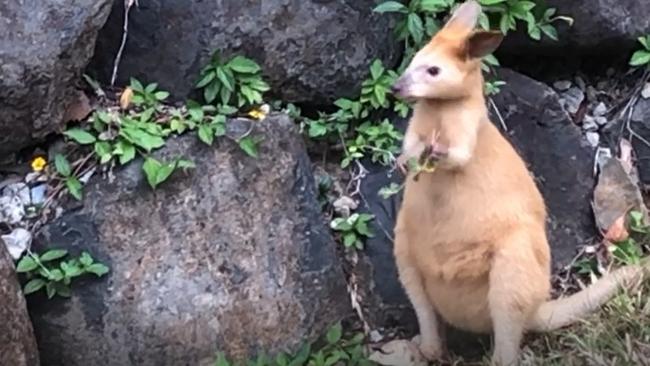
(413, 335, 447, 362)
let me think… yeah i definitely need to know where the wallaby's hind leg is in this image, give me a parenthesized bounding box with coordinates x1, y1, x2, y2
(488, 231, 550, 366)
(394, 229, 446, 360)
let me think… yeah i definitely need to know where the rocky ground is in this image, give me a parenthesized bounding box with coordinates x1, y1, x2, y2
(2, 0, 650, 365)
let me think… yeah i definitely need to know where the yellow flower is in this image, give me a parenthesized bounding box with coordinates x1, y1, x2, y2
(247, 104, 270, 121)
(31, 156, 47, 172)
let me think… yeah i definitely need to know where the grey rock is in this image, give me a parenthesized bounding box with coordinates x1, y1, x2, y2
(586, 131, 601, 147)
(0, 0, 113, 155)
(351, 69, 597, 334)
(553, 80, 572, 91)
(593, 102, 608, 117)
(29, 113, 350, 365)
(582, 116, 598, 132)
(642, 82, 650, 100)
(560, 87, 585, 115)
(88, 0, 400, 104)
(630, 98, 650, 185)
(0, 243, 40, 366)
(594, 116, 608, 126)
(499, 0, 650, 56)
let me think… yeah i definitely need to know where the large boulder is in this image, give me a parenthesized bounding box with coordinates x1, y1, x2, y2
(0, 0, 112, 156)
(28, 114, 350, 365)
(352, 68, 597, 334)
(0, 242, 40, 366)
(628, 96, 650, 186)
(87, 0, 400, 104)
(499, 0, 650, 58)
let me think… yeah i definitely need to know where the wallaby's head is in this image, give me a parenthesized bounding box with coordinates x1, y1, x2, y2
(391, 0, 503, 101)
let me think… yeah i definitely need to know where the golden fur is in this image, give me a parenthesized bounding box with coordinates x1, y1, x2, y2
(392, 1, 650, 365)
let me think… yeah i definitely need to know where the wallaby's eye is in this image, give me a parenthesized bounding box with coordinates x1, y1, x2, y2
(427, 66, 440, 77)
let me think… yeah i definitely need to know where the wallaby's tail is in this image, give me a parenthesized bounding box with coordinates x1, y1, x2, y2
(528, 260, 650, 332)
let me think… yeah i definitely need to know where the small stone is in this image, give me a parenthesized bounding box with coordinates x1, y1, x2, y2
(606, 68, 615, 77)
(594, 116, 608, 126)
(642, 82, 650, 99)
(582, 116, 598, 131)
(586, 86, 599, 102)
(1, 228, 32, 260)
(593, 102, 607, 116)
(586, 131, 600, 147)
(333, 196, 358, 216)
(553, 80, 572, 91)
(30, 184, 47, 205)
(575, 76, 586, 91)
(561, 87, 585, 114)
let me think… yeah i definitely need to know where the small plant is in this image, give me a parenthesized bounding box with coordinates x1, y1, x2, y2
(630, 35, 650, 67)
(330, 213, 375, 250)
(360, 60, 398, 110)
(196, 54, 270, 108)
(609, 211, 648, 266)
(16, 249, 109, 299)
(342, 120, 403, 168)
(142, 157, 195, 189)
(53, 153, 84, 201)
(128, 78, 170, 108)
(213, 323, 373, 366)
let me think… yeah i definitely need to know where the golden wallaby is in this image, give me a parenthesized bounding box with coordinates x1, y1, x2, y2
(391, 1, 650, 365)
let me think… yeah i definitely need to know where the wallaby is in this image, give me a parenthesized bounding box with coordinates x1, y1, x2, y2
(391, 1, 650, 365)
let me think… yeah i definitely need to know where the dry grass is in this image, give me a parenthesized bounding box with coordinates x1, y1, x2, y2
(448, 281, 650, 366)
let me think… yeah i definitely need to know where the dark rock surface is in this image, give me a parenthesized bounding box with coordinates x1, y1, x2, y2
(0, 242, 40, 366)
(352, 68, 597, 332)
(28, 114, 350, 366)
(499, 0, 650, 58)
(629, 97, 650, 186)
(0, 0, 112, 156)
(88, 0, 400, 104)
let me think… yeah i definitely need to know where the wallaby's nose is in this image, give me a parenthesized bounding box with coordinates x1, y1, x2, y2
(390, 84, 402, 94)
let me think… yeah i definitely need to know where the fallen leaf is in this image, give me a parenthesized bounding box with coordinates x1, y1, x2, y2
(120, 87, 134, 110)
(368, 339, 427, 366)
(603, 214, 629, 242)
(63, 90, 92, 122)
(618, 139, 633, 175)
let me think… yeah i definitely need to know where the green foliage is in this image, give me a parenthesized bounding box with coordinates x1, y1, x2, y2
(213, 323, 374, 366)
(610, 210, 648, 266)
(630, 35, 650, 67)
(342, 120, 403, 168)
(53, 154, 83, 200)
(361, 60, 399, 109)
(129, 78, 170, 108)
(16, 249, 109, 299)
(196, 54, 270, 108)
(330, 213, 375, 250)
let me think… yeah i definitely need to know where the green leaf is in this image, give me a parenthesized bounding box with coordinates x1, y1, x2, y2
(40, 249, 68, 262)
(66, 177, 83, 201)
(373, 1, 408, 13)
(154, 162, 177, 186)
(155, 91, 170, 101)
(120, 127, 165, 152)
(64, 128, 97, 145)
(407, 13, 425, 45)
(50, 269, 64, 281)
(94, 141, 113, 164)
(479, 0, 507, 5)
(53, 283, 71, 298)
(369, 59, 385, 80)
(639, 36, 650, 50)
(216, 67, 234, 91)
(16, 256, 39, 273)
(143, 158, 163, 189)
(540, 24, 559, 41)
(54, 154, 72, 177)
(79, 252, 94, 266)
(23, 278, 47, 295)
(61, 261, 83, 277)
(204, 81, 220, 103)
(198, 124, 214, 145)
(630, 50, 650, 66)
(228, 56, 261, 74)
(46, 282, 56, 299)
(117, 141, 136, 165)
(343, 233, 358, 247)
(196, 70, 216, 88)
(238, 136, 259, 158)
(177, 159, 196, 169)
(326, 323, 343, 344)
(86, 263, 110, 277)
(220, 86, 233, 106)
(130, 78, 144, 92)
(145, 82, 158, 94)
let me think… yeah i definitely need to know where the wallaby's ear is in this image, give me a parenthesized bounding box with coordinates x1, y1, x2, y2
(467, 30, 504, 58)
(445, 0, 482, 31)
